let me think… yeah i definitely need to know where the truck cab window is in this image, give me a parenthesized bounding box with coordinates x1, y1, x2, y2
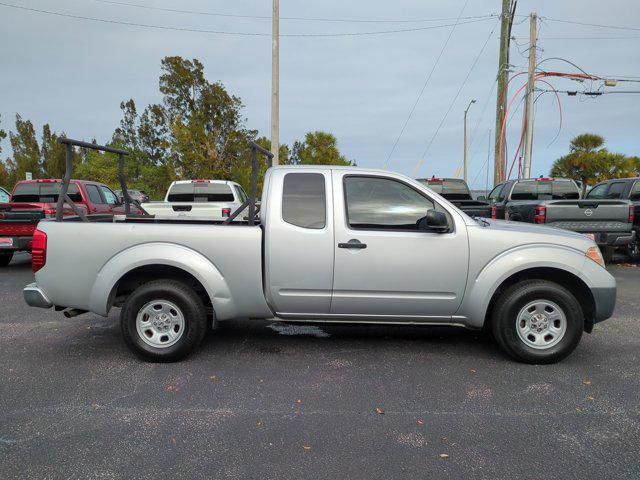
(587, 183, 608, 199)
(630, 182, 640, 201)
(488, 183, 505, 202)
(344, 176, 434, 230)
(606, 182, 626, 199)
(86, 185, 104, 204)
(100, 186, 119, 205)
(282, 173, 326, 229)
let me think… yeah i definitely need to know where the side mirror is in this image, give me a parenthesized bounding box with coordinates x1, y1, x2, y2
(417, 209, 449, 233)
(477, 195, 486, 201)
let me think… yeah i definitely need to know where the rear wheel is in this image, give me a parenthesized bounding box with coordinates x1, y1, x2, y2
(121, 280, 207, 362)
(0, 251, 13, 267)
(491, 280, 583, 364)
(626, 238, 640, 262)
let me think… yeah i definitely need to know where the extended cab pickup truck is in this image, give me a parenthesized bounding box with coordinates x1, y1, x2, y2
(0, 179, 131, 266)
(141, 180, 248, 220)
(586, 177, 640, 261)
(24, 166, 617, 364)
(417, 177, 493, 219)
(488, 177, 634, 253)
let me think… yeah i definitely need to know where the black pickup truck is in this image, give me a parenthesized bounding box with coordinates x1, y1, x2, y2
(586, 177, 640, 261)
(417, 178, 494, 218)
(487, 177, 635, 254)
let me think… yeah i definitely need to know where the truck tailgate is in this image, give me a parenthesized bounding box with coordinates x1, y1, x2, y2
(545, 200, 632, 232)
(142, 201, 239, 220)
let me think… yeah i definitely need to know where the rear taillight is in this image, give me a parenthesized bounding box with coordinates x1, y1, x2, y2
(629, 205, 635, 224)
(31, 229, 47, 272)
(534, 205, 546, 224)
(490, 205, 497, 220)
(221, 207, 231, 218)
(43, 208, 56, 218)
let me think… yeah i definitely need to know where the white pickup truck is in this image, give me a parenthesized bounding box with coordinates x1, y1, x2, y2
(24, 162, 617, 365)
(141, 179, 249, 220)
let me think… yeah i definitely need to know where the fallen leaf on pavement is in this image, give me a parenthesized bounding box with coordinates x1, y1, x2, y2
(417, 419, 424, 425)
(302, 445, 312, 451)
(586, 395, 595, 401)
(296, 399, 302, 405)
(439, 453, 449, 459)
(582, 379, 591, 385)
(375, 407, 384, 415)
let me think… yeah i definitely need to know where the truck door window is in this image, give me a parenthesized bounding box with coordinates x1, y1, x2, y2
(344, 176, 434, 231)
(488, 183, 505, 202)
(282, 173, 326, 229)
(86, 185, 104, 204)
(606, 182, 626, 199)
(100, 186, 119, 205)
(586, 183, 608, 199)
(630, 182, 640, 201)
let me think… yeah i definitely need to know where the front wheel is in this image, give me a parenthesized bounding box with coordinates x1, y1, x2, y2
(491, 280, 583, 364)
(121, 280, 207, 362)
(0, 251, 13, 267)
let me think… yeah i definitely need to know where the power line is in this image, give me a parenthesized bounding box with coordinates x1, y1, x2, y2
(0, 2, 495, 37)
(515, 35, 640, 40)
(541, 17, 640, 32)
(383, 0, 471, 169)
(91, 0, 498, 24)
(412, 16, 500, 177)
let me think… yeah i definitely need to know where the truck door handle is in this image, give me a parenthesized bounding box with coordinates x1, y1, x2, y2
(338, 239, 367, 249)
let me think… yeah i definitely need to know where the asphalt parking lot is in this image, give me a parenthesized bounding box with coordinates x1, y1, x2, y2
(1, 252, 639, 480)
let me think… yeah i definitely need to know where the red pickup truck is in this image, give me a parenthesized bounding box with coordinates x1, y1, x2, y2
(0, 179, 127, 266)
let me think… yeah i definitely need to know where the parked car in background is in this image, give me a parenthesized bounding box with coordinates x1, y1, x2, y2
(586, 177, 640, 261)
(25, 165, 616, 364)
(417, 177, 494, 218)
(0, 179, 128, 266)
(488, 177, 634, 255)
(0, 187, 9, 203)
(115, 189, 150, 204)
(141, 180, 249, 220)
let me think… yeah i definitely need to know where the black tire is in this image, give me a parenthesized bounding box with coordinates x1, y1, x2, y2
(491, 279, 584, 364)
(626, 238, 640, 262)
(120, 279, 207, 362)
(0, 251, 13, 267)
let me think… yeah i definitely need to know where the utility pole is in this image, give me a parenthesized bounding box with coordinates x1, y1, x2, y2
(493, 0, 514, 185)
(521, 12, 537, 178)
(271, 0, 280, 165)
(463, 99, 476, 182)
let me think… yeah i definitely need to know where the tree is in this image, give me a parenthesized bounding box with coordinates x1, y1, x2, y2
(41, 124, 69, 178)
(6, 114, 41, 181)
(290, 131, 353, 166)
(550, 134, 621, 196)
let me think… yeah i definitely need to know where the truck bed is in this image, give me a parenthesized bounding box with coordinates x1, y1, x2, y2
(34, 219, 271, 318)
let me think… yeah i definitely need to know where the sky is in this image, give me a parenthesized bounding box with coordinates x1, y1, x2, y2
(1, 0, 639, 189)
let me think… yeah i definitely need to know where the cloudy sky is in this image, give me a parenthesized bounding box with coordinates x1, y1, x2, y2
(1, 0, 639, 188)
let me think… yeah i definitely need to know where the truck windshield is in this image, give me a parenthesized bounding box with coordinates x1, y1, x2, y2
(167, 182, 235, 202)
(11, 183, 83, 203)
(419, 179, 470, 199)
(510, 181, 579, 200)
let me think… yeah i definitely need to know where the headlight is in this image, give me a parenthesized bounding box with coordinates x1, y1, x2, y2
(586, 246, 605, 267)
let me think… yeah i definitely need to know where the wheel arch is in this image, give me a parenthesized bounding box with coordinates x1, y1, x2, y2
(88, 243, 234, 319)
(483, 267, 595, 333)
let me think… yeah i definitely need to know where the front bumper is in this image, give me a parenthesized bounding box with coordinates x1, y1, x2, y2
(23, 283, 53, 309)
(591, 285, 617, 323)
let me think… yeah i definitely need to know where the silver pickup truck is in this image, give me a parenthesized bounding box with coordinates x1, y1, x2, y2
(24, 165, 617, 364)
